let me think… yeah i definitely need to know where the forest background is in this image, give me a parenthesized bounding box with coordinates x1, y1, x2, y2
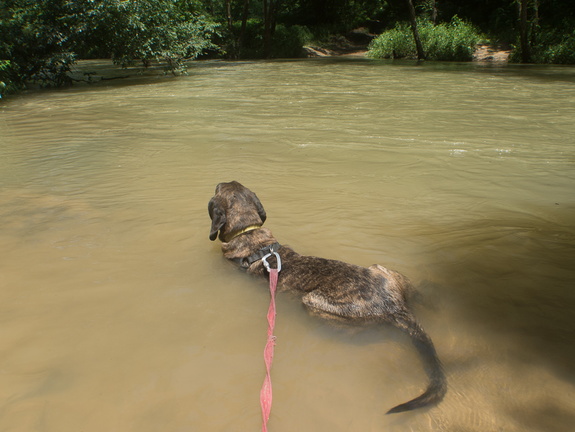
(1, 0, 574, 96)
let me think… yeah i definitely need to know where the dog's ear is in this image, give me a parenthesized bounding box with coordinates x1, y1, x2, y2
(252, 192, 267, 223)
(208, 197, 226, 241)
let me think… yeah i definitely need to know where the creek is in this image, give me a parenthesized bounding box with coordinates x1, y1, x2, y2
(1, 58, 574, 431)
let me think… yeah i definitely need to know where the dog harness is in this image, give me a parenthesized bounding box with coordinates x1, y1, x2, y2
(232, 242, 282, 269)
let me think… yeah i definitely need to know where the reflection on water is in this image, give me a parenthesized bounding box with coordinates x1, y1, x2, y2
(1, 58, 574, 431)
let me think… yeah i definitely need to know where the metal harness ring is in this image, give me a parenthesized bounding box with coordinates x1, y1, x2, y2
(261, 251, 282, 273)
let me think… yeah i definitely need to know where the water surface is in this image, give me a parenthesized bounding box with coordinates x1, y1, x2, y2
(1, 58, 574, 431)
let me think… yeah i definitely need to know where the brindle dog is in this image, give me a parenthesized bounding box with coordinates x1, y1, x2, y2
(208, 181, 446, 414)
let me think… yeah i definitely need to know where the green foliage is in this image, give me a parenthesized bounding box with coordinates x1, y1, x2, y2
(423, 17, 484, 61)
(539, 33, 575, 65)
(271, 25, 314, 58)
(82, 0, 219, 70)
(511, 27, 575, 65)
(0, 0, 77, 88)
(0, 60, 9, 98)
(280, 0, 387, 32)
(368, 17, 483, 62)
(229, 20, 312, 59)
(0, 0, 220, 91)
(367, 22, 415, 59)
(229, 19, 264, 58)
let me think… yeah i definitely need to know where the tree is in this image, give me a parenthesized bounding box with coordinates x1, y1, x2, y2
(518, 0, 531, 62)
(262, 0, 281, 58)
(0, 0, 78, 88)
(430, 0, 438, 24)
(221, 0, 250, 58)
(238, 0, 251, 56)
(82, 0, 219, 69)
(0, 0, 219, 91)
(405, 0, 426, 60)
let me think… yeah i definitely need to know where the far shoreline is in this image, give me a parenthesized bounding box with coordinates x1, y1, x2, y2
(303, 43, 512, 63)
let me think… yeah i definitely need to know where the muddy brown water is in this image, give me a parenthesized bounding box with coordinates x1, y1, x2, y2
(1, 58, 574, 431)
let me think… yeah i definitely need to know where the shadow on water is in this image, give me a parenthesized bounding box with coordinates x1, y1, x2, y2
(419, 203, 575, 380)
(508, 402, 575, 432)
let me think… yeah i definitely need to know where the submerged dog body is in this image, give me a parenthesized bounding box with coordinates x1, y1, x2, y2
(208, 181, 446, 414)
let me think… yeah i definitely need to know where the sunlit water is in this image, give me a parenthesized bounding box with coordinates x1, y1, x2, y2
(1, 58, 574, 431)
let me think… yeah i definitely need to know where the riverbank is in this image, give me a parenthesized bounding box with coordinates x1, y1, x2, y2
(68, 45, 511, 85)
(304, 42, 512, 63)
(2, 43, 514, 97)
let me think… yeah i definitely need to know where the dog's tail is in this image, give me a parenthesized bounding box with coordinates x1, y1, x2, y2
(386, 316, 447, 414)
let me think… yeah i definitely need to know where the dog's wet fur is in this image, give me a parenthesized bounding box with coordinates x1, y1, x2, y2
(208, 181, 446, 414)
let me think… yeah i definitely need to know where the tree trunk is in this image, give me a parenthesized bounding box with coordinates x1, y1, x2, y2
(225, 0, 236, 58)
(519, 0, 532, 63)
(238, 0, 250, 57)
(226, 0, 233, 33)
(430, 0, 438, 24)
(262, 0, 280, 58)
(406, 0, 426, 60)
(531, 0, 539, 45)
(263, 0, 269, 57)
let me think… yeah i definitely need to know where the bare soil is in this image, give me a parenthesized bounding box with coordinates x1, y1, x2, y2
(472, 43, 512, 63)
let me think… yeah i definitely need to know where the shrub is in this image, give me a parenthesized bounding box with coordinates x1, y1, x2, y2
(368, 17, 484, 62)
(367, 22, 415, 59)
(0, 60, 9, 98)
(0, 0, 220, 91)
(0, 0, 77, 88)
(541, 33, 575, 64)
(84, 1, 219, 70)
(511, 27, 575, 64)
(271, 25, 314, 58)
(230, 20, 313, 59)
(229, 19, 264, 58)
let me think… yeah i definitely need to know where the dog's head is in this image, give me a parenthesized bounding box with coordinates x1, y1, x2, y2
(208, 181, 267, 242)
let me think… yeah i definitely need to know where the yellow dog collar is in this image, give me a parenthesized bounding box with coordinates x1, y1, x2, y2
(224, 224, 262, 242)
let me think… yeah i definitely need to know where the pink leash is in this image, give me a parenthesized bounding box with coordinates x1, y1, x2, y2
(260, 251, 281, 432)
